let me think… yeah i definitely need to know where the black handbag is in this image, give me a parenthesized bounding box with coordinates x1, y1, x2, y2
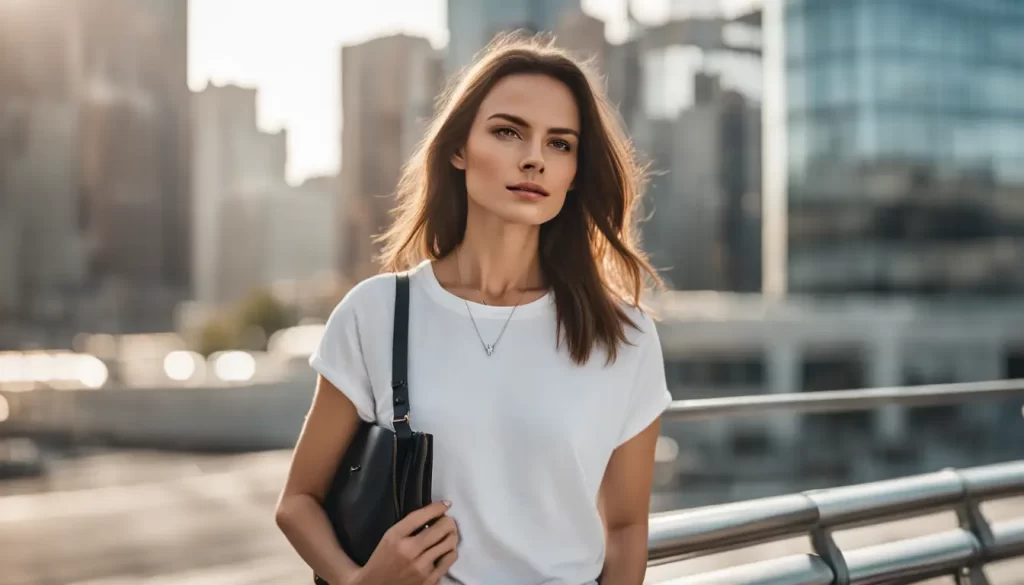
(315, 273, 434, 584)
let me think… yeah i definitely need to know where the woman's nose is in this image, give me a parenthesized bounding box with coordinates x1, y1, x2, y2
(519, 145, 544, 174)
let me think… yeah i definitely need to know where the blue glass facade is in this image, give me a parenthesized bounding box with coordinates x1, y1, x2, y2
(780, 0, 1024, 294)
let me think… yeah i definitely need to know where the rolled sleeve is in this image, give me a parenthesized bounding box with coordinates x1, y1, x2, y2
(309, 290, 376, 424)
(617, 316, 672, 446)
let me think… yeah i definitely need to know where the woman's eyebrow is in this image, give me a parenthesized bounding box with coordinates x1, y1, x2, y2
(486, 112, 579, 138)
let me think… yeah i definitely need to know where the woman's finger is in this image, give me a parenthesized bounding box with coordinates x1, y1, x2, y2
(424, 546, 459, 584)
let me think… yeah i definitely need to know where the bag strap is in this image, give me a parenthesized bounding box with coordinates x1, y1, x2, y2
(391, 272, 412, 440)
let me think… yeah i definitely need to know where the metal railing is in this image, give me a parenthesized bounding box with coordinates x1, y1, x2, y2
(647, 379, 1024, 585)
(662, 378, 1024, 422)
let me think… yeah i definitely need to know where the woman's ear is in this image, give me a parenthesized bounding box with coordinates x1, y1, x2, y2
(451, 148, 467, 170)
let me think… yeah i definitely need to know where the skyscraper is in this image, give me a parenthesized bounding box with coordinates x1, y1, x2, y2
(191, 83, 287, 304)
(763, 0, 1024, 296)
(338, 35, 443, 282)
(445, 0, 578, 74)
(78, 0, 192, 326)
(629, 11, 764, 292)
(0, 0, 85, 348)
(0, 0, 191, 347)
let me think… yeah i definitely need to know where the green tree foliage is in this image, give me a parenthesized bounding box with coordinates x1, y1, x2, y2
(236, 289, 296, 341)
(193, 289, 297, 356)
(196, 316, 240, 357)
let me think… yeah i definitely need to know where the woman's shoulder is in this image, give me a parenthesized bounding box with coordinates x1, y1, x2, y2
(616, 301, 665, 363)
(351, 271, 403, 296)
(576, 300, 660, 367)
(329, 261, 433, 318)
(328, 271, 404, 319)
(619, 301, 659, 341)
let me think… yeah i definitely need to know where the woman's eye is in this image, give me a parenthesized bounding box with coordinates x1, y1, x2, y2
(551, 140, 571, 152)
(495, 127, 519, 139)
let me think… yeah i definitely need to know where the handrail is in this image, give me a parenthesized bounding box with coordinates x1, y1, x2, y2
(986, 519, 1024, 562)
(648, 494, 818, 562)
(659, 554, 835, 585)
(648, 381, 1024, 583)
(649, 460, 1024, 585)
(959, 460, 1024, 499)
(805, 469, 962, 529)
(663, 378, 1024, 421)
(842, 529, 980, 584)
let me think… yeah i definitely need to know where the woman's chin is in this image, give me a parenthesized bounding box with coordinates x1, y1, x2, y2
(467, 195, 561, 227)
(492, 203, 560, 227)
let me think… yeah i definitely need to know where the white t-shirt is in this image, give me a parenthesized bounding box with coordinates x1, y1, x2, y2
(309, 260, 671, 585)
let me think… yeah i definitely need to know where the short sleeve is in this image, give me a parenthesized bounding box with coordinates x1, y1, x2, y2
(309, 288, 376, 423)
(617, 316, 673, 446)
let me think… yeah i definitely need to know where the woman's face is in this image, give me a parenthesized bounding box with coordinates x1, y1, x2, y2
(452, 73, 580, 227)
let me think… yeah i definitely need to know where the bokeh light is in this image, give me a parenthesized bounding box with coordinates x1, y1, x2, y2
(164, 350, 201, 381)
(212, 351, 257, 382)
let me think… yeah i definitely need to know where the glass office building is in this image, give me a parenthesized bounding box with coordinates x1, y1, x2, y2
(765, 0, 1024, 295)
(445, 0, 577, 74)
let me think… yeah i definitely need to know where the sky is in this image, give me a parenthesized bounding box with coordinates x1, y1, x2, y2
(188, 0, 761, 185)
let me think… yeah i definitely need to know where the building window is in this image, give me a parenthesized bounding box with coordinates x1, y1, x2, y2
(903, 367, 961, 430)
(664, 354, 766, 399)
(800, 351, 875, 446)
(1005, 348, 1024, 382)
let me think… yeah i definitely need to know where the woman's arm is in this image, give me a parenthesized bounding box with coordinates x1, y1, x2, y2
(597, 417, 663, 585)
(275, 374, 365, 585)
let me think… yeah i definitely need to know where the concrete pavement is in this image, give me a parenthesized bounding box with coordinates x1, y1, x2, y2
(0, 450, 307, 585)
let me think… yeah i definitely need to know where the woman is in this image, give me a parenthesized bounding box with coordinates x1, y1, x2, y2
(275, 34, 672, 585)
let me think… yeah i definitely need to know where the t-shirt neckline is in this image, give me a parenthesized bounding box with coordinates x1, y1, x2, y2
(414, 259, 554, 321)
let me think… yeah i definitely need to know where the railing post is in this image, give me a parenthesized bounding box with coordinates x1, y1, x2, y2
(810, 527, 849, 585)
(952, 469, 994, 585)
(954, 566, 990, 585)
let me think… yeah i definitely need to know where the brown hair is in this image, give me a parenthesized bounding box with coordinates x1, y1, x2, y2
(378, 33, 662, 365)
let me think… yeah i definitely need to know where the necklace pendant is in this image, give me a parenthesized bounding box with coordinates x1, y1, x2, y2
(485, 344, 494, 356)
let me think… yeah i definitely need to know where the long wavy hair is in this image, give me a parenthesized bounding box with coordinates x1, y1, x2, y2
(378, 33, 662, 365)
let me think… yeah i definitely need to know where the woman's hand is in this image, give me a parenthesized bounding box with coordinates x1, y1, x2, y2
(352, 500, 459, 585)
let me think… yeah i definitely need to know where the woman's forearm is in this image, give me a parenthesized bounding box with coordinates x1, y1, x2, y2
(600, 523, 649, 585)
(275, 493, 362, 585)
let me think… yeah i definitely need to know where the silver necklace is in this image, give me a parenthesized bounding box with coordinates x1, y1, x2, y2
(455, 252, 526, 357)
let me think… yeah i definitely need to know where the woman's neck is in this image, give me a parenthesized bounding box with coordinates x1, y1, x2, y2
(434, 212, 547, 306)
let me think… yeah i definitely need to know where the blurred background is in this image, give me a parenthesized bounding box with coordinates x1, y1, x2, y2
(2, 0, 1024, 583)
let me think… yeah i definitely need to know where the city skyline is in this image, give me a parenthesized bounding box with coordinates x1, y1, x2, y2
(188, 0, 762, 185)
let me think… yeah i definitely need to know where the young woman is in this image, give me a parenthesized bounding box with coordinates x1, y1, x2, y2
(275, 34, 672, 585)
